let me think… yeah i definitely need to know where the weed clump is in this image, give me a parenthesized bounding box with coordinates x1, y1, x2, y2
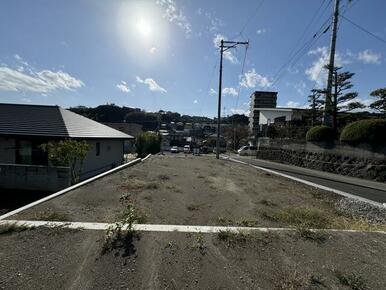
(0, 223, 31, 235)
(261, 207, 332, 229)
(101, 198, 144, 255)
(217, 230, 274, 248)
(34, 209, 69, 221)
(295, 228, 328, 244)
(335, 271, 368, 290)
(191, 232, 206, 255)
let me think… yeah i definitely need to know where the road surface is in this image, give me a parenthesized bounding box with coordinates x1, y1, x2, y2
(227, 154, 386, 204)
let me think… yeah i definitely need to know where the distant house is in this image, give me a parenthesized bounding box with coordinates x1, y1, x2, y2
(0, 103, 133, 191)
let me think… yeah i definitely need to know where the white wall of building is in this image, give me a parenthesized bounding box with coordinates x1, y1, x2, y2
(259, 110, 293, 125)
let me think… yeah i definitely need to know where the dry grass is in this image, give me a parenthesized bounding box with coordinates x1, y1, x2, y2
(121, 179, 159, 191)
(0, 223, 31, 235)
(217, 230, 274, 248)
(334, 271, 368, 290)
(295, 228, 328, 244)
(332, 217, 386, 232)
(34, 209, 69, 221)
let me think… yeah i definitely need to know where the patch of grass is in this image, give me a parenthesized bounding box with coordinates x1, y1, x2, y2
(217, 216, 234, 226)
(165, 240, 177, 249)
(143, 195, 153, 202)
(0, 223, 31, 235)
(145, 182, 159, 190)
(197, 175, 205, 179)
(122, 179, 159, 191)
(332, 217, 386, 232)
(157, 174, 170, 181)
(335, 271, 368, 290)
(260, 210, 279, 222)
(295, 228, 328, 244)
(187, 204, 200, 211)
(275, 207, 331, 229)
(166, 184, 182, 193)
(274, 270, 306, 290)
(217, 230, 274, 248)
(34, 209, 69, 221)
(260, 199, 277, 207)
(237, 218, 258, 227)
(191, 232, 206, 254)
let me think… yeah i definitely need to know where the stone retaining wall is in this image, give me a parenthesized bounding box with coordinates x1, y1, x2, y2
(256, 147, 386, 182)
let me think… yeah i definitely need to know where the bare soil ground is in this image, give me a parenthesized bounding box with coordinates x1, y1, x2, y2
(12, 155, 370, 229)
(1, 227, 385, 290)
(2, 155, 386, 289)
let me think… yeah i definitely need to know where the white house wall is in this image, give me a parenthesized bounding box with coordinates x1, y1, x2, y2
(80, 139, 124, 180)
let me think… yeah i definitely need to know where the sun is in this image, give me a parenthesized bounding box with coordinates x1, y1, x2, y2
(136, 19, 152, 37)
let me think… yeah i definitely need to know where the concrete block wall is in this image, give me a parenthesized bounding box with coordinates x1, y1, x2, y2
(0, 163, 71, 191)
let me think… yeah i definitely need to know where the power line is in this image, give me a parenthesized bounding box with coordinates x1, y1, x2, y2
(340, 14, 386, 45)
(270, 1, 335, 87)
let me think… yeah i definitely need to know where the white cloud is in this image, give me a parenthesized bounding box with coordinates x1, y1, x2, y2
(149, 47, 157, 54)
(193, 99, 198, 104)
(222, 87, 238, 96)
(256, 28, 267, 34)
(21, 97, 32, 103)
(116, 81, 130, 93)
(136, 76, 167, 94)
(156, 0, 192, 37)
(230, 108, 249, 116)
(357, 49, 381, 64)
(0, 65, 84, 94)
(285, 101, 301, 108)
(213, 34, 238, 64)
(240, 68, 272, 88)
(209, 88, 217, 95)
(294, 80, 307, 96)
(305, 46, 351, 87)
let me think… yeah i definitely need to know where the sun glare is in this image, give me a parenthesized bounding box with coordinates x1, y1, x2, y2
(137, 19, 152, 37)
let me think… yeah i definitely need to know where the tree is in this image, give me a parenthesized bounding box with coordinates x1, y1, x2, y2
(223, 125, 249, 150)
(135, 132, 161, 158)
(307, 89, 324, 126)
(369, 88, 386, 117)
(40, 140, 90, 184)
(318, 66, 363, 129)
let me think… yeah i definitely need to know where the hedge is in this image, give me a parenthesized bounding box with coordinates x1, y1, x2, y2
(340, 119, 386, 145)
(306, 125, 335, 142)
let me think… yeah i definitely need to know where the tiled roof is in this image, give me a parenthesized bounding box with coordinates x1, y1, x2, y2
(0, 103, 133, 139)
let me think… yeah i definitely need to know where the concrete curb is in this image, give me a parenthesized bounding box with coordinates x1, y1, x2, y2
(0, 158, 142, 220)
(141, 154, 152, 161)
(221, 155, 385, 208)
(1, 220, 385, 235)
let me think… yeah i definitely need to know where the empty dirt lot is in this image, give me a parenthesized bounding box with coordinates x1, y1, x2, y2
(1, 155, 386, 289)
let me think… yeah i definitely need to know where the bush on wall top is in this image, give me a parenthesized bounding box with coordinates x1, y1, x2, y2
(340, 119, 386, 145)
(306, 125, 336, 142)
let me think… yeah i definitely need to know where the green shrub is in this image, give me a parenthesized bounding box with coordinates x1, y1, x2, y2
(306, 125, 335, 142)
(340, 119, 386, 145)
(135, 132, 161, 158)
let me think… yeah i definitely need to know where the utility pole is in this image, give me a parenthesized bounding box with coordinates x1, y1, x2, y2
(216, 39, 249, 159)
(323, 0, 339, 126)
(333, 69, 338, 130)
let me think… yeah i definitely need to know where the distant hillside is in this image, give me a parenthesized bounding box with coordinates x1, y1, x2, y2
(69, 104, 249, 131)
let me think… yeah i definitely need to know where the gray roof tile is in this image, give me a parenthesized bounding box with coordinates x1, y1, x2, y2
(0, 103, 133, 139)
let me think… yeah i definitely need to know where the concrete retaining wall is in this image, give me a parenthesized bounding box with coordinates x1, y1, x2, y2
(0, 163, 71, 191)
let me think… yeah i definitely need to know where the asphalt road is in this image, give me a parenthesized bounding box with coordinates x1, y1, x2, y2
(227, 154, 386, 204)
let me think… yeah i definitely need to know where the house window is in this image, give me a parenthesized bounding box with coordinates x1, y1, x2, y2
(96, 142, 100, 156)
(16, 140, 32, 164)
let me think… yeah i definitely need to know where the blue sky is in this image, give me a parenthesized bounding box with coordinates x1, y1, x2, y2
(0, 0, 385, 117)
